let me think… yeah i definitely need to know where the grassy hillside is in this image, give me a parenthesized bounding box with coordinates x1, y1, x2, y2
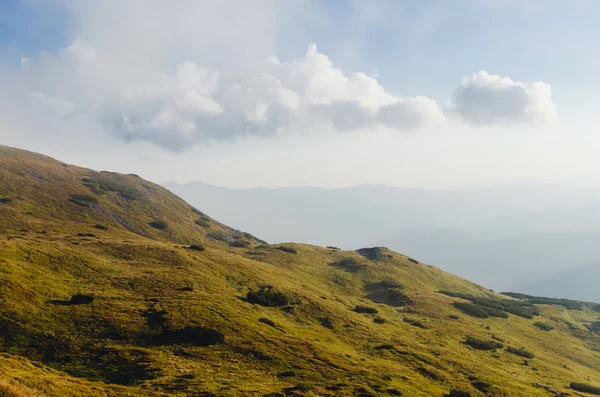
(0, 145, 600, 396)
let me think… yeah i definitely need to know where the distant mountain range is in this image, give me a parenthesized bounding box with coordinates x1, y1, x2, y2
(164, 181, 600, 299)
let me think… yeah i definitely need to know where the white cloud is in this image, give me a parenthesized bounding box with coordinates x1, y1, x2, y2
(29, 92, 76, 116)
(1, 2, 558, 151)
(447, 71, 558, 126)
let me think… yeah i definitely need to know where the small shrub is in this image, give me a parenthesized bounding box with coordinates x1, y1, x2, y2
(229, 240, 249, 248)
(533, 322, 554, 331)
(206, 230, 227, 241)
(0, 198, 12, 204)
(407, 257, 419, 264)
(277, 370, 296, 378)
(373, 317, 386, 324)
(403, 318, 428, 329)
(386, 389, 403, 396)
(571, 382, 600, 394)
(320, 317, 334, 329)
(259, 317, 276, 327)
(70, 194, 98, 207)
(506, 346, 534, 359)
(70, 293, 94, 305)
(471, 380, 492, 393)
(448, 390, 471, 397)
(464, 336, 503, 350)
(94, 224, 109, 230)
(329, 258, 367, 272)
(354, 305, 378, 314)
(149, 221, 168, 230)
(157, 326, 224, 346)
(448, 315, 460, 320)
(327, 246, 340, 250)
(247, 287, 289, 307)
(189, 244, 205, 251)
(453, 302, 489, 318)
(501, 292, 584, 310)
(277, 246, 297, 254)
(77, 232, 96, 237)
(195, 218, 210, 227)
(374, 344, 394, 350)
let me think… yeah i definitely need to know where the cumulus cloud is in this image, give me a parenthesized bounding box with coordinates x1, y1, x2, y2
(448, 71, 558, 126)
(17, 40, 451, 150)
(4, 1, 557, 152)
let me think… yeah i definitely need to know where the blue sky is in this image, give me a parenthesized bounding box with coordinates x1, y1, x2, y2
(0, 1, 598, 188)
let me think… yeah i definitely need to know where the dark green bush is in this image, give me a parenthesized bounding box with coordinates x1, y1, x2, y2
(149, 221, 168, 230)
(277, 246, 297, 254)
(70, 293, 94, 304)
(329, 258, 367, 272)
(374, 344, 394, 350)
(206, 230, 227, 241)
(441, 291, 535, 319)
(320, 317, 333, 329)
(373, 317, 386, 324)
(501, 292, 584, 310)
(189, 244, 205, 251)
(229, 240, 249, 248)
(0, 197, 12, 204)
(449, 314, 460, 320)
(326, 246, 340, 250)
(452, 302, 489, 318)
(70, 194, 99, 207)
(277, 370, 296, 378)
(447, 390, 471, 397)
(195, 218, 210, 227)
(506, 346, 534, 359)
(464, 336, 503, 350)
(77, 233, 96, 237)
(259, 317, 276, 327)
(571, 382, 600, 394)
(403, 318, 428, 329)
(533, 322, 554, 331)
(94, 224, 109, 230)
(407, 257, 419, 264)
(246, 287, 289, 307)
(156, 326, 224, 346)
(354, 305, 378, 314)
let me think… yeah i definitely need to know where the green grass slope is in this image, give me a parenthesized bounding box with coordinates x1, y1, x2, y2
(0, 145, 600, 397)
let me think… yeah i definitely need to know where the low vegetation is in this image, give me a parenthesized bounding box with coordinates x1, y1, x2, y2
(354, 305, 378, 314)
(501, 292, 584, 311)
(155, 326, 224, 346)
(70, 194, 98, 207)
(82, 176, 140, 199)
(70, 293, 94, 305)
(188, 244, 205, 251)
(441, 291, 535, 318)
(0, 197, 12, 204)
(570, 382, 600, 394)
(533, 322, 554, 331)
(246, 286, 289, 307)
(506, 346, 534, 359)
(94, 224, 109, 230)
(329, 258, 367, 272)
(464, 336, 504, 350)
(258, 317, 276, 327)
(149, 220, 168, 230)
(452, 302, 508, 319)
(277, 246, 297, 254)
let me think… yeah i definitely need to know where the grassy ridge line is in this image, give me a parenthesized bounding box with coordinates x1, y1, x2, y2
(0, 145, 600, 396)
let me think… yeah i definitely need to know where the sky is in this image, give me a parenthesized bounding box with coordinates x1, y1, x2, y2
(1, 0, 600, 188)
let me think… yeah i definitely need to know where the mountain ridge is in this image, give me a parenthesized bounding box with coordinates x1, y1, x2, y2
(0, 145, 600, 396)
